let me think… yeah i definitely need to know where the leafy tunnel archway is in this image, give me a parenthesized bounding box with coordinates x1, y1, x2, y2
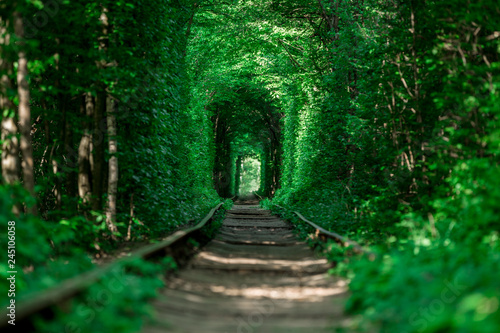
(209, 82, 282, 198)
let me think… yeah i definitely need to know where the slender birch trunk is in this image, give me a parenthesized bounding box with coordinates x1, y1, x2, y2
(105, 96, 118, 237)
(1, 21, 20, 188)
(14, 11, 37, 215)
(78, 93, 93, 203)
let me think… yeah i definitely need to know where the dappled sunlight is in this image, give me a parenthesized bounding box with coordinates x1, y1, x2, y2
(197, 251, 328, 269)
(208, 281, 347, 301)
(220, 240, 293, 245)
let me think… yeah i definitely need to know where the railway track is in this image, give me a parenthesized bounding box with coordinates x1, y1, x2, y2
(142, 196, 349, 333)
(3, 195, 363, 332)
(1, 203, 225, 332)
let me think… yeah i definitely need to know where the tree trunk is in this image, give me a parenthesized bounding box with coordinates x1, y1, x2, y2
(105, 96, 118, 237)
(92, 90, 106, 212)
(234, 155, 242, 196)
(1, 116, 20, 181)
(126, 193, 134, 241)
(92, 6, 110, 213)
(266, 106, 282, 197)
(52, 93, 67, 210)
(78, 93, 93, 204)
(0, 23, 20, 187)
(14, 11, 37, 215)
(64, 97, 77, 200)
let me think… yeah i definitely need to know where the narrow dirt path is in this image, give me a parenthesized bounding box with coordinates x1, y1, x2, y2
(143, 197, 349, 333)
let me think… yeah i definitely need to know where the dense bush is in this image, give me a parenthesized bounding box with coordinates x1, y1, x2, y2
(1, 0, 222, 331)
(269, 0, 500, 331)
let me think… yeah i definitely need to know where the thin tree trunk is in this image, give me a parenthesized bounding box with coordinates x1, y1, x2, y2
(1, 110, 20, 185)
(14, 11, 37, 215)
(234, 155, 242, 196)
(78, 93, 93, 203)
(64, 97, 76, 200)
(92, 6, 110, 213)
(52, 94, 66, 210)
(185, 2, 198, 40)
(1, 12, 21, 216)
(92, 90, 106, 212)
(0, 23, 20, 187)
(105, 96, 118, 238)
(126, 193, 134, 241)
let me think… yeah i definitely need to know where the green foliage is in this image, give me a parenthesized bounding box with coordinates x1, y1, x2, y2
(1, 0, 223, 331)
(346, 238, 500, 333)
(186, 1, 287, 197)
(201, 199, 233, 239)
(265, 0, 500, 331)
(33, 258, 169, 333)
(0, 184, 96, 295)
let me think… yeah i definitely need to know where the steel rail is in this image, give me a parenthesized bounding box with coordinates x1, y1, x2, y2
(1, 202, 224, 329)
(272, 204, 374, 256)
(253, 191, 264, 200)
